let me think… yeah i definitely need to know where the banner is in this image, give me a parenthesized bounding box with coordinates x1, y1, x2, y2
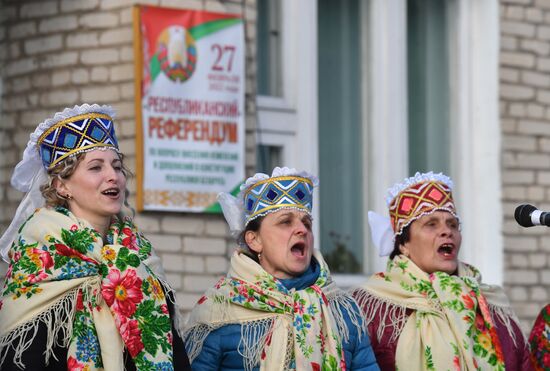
(133, 5, 244, 212)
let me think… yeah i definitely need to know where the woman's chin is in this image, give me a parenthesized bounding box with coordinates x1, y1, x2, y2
(103, 205, 123, 217)
(420, 260, 458, 276)
(271, 264, 310, 280)
(289, 263, 311, 277)
(437, 262, 458, 275)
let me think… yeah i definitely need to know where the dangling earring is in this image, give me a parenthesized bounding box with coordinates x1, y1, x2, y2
(56, 191, 72, 200)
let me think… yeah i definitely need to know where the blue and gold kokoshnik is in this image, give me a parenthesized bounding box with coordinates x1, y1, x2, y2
(243, 175, 314, 225)
(37, 112, 119, 169)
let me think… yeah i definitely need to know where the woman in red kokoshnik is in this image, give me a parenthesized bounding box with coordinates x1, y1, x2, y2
(352, 172, 533, 371)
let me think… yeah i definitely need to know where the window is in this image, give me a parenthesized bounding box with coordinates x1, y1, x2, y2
(254, 0, 317, 178)
(318, 0, 363, 273)
(407, 0, 450, 174)
(257, 0, 282, 97)
(256, 144, 282, 174)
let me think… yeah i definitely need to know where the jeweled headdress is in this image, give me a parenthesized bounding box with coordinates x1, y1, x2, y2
(37, 110, 118, 169)
(217, 167, 318, 238)
(243, 175, 314, 224)
(1, 104, 118, 262)
(368, 172, 459, 257)
(14, 104, 118, 193)
(387, 172, 457, 236)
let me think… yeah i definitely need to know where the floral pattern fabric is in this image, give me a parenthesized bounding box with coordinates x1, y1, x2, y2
(184, 250, 346, 371)
(356, 255, 507, 371)
(530, 304, 550, 370)
(0, 207, 178, 370)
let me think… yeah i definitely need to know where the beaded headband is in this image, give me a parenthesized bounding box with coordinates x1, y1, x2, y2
(387, 172, 458, 236)
(243, 175, 314, 225)
(37, 111, 118, 169)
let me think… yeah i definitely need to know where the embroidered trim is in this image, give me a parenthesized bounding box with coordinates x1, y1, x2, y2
(246, 206, 313, 225)
(394, 206, 459, 237)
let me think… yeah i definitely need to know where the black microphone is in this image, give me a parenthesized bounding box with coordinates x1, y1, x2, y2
(515, 204, 550, 227)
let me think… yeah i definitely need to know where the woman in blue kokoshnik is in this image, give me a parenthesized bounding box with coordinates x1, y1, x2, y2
(0, 104, 190, 370)
(183, 167, 379, 370)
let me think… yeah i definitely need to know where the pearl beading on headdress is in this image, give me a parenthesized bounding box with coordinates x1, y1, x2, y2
(387, 172, 458, 236)
(217, 167, 318, 237)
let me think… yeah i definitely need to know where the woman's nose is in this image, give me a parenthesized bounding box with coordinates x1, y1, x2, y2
(105, 165, 117, 181)
(440, 224, 453, 236)
(295, 221, 308, 235)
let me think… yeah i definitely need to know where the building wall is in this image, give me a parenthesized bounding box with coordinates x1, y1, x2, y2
(0, 0, 257, 320)
(500, 0, 550, 330)
(2, 0, 549, 334)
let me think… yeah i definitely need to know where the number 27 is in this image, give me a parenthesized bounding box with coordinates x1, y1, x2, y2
(211, 44, 236, 72)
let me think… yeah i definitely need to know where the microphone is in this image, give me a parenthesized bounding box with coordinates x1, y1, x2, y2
(515, 204, 550, 227)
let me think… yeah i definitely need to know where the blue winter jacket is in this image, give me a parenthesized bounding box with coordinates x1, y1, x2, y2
(190, 260, 380, 370)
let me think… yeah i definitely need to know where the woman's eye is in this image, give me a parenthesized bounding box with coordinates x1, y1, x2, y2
(89, 166, 101, 171)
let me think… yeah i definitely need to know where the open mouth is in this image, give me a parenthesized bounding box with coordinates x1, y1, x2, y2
(290, 242, 307, 258)
(101, 188, 120, 198)
(437, 243, 455, 257)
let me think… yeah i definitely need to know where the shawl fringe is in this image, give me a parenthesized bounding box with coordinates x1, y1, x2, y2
(184, 317, 276, 371)
(351, 288, 410, 343)
(183, 290, 269, 366)
(0, 286, 80, 370)
(239, 318, 277, 371)
(183, 323, 214, 364)
(327, 289, 367, 343)
(353, 287, 525, 348)
(487, 302, 522, 348)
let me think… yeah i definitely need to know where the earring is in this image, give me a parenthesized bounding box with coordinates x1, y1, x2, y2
(56, 191, 66, 200)
(57, 191, 72, 200)
(258, 253, 262, 260)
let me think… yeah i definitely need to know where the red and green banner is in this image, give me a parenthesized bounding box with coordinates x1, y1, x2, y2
(134, 5, 244, 212)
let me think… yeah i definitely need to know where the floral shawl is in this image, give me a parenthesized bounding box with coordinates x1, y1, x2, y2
(0, 207, 180, 370)
(183, 250, 364, 371)
(353, 255, 520, 371)
(529, 304, 550, 370)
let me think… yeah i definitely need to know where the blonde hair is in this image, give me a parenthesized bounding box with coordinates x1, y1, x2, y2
(40, 155, 82, 208)
(40, 151, 134, 216)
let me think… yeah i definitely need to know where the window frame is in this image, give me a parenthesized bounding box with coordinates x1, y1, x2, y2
(255, 0, 501, 286)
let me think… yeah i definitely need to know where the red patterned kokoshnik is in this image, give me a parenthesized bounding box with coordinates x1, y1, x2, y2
(389, 180, 457, 235)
